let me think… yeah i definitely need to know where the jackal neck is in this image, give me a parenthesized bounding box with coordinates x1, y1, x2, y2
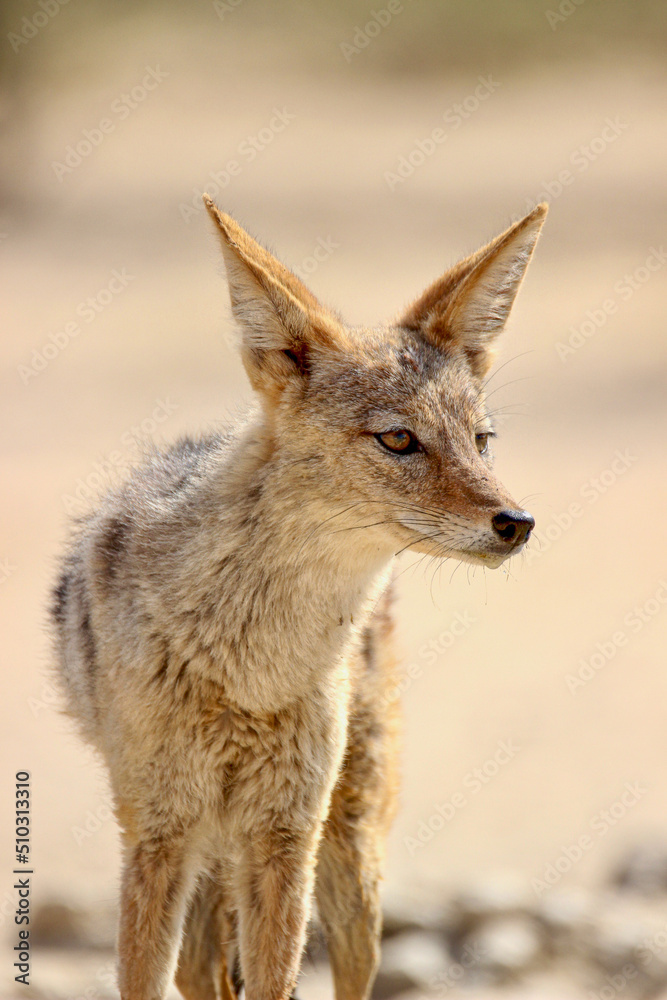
(176, 419, 395, 712)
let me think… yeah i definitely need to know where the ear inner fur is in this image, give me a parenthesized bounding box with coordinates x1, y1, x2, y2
(202, 195, 349, 398)
(399, 204, 547, 375)
(203, 195, 340, 350)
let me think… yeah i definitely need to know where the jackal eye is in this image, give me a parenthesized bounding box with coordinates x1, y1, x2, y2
(375, 429, 422, 455)
(475, 432, 495, 455)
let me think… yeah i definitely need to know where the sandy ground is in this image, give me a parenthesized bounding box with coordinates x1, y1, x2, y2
(1, 12, 667, 995)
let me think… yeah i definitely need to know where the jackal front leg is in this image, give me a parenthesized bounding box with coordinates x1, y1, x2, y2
(175, 872, 237, 1000)
(234, 823, 322, 1000)
(316, 817, 384, 1000)
(117, 835, 195, 1000)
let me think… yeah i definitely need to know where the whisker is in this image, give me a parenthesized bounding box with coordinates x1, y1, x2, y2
(330, 517, 439, 534)
(481, 351, 534, 393)
(482, 376, 532, 406)
(393, 526, 453, 558)
(294, 501, 376, 560)
(517, 492, 543, 506)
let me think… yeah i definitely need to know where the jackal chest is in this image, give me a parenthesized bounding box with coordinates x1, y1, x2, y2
(185, 676, 352, 834)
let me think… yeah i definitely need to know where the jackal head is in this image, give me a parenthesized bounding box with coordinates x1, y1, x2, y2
(204, 196, 547, 569)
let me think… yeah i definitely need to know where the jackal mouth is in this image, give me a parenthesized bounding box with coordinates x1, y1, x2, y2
(441, 544, 529, 570)
(457, 548, 513, 569)
(398, 523, 530, 569)
(440, 545, 516, 569)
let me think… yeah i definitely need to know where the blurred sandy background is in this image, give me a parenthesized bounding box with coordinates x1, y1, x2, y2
(2, 1, 667, 995)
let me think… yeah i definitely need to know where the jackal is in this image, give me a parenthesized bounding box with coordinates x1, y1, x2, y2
(51, 197, 547, 999)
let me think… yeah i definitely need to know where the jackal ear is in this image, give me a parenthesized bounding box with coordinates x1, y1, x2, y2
(203, 196, 343, 398)
(400, 204, 547, 377)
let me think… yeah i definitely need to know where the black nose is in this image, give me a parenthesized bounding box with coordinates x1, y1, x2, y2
(492, 509, 535, 546)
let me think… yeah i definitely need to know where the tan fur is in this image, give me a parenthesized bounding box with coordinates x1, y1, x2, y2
(51, 198, 547, 999)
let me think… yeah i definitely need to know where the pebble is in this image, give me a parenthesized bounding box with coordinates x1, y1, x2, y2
(614, 842, 667, 896)
(374, 930, 450, 998)
(31, 899, 116, 950)
(463, 914, 545, 980)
